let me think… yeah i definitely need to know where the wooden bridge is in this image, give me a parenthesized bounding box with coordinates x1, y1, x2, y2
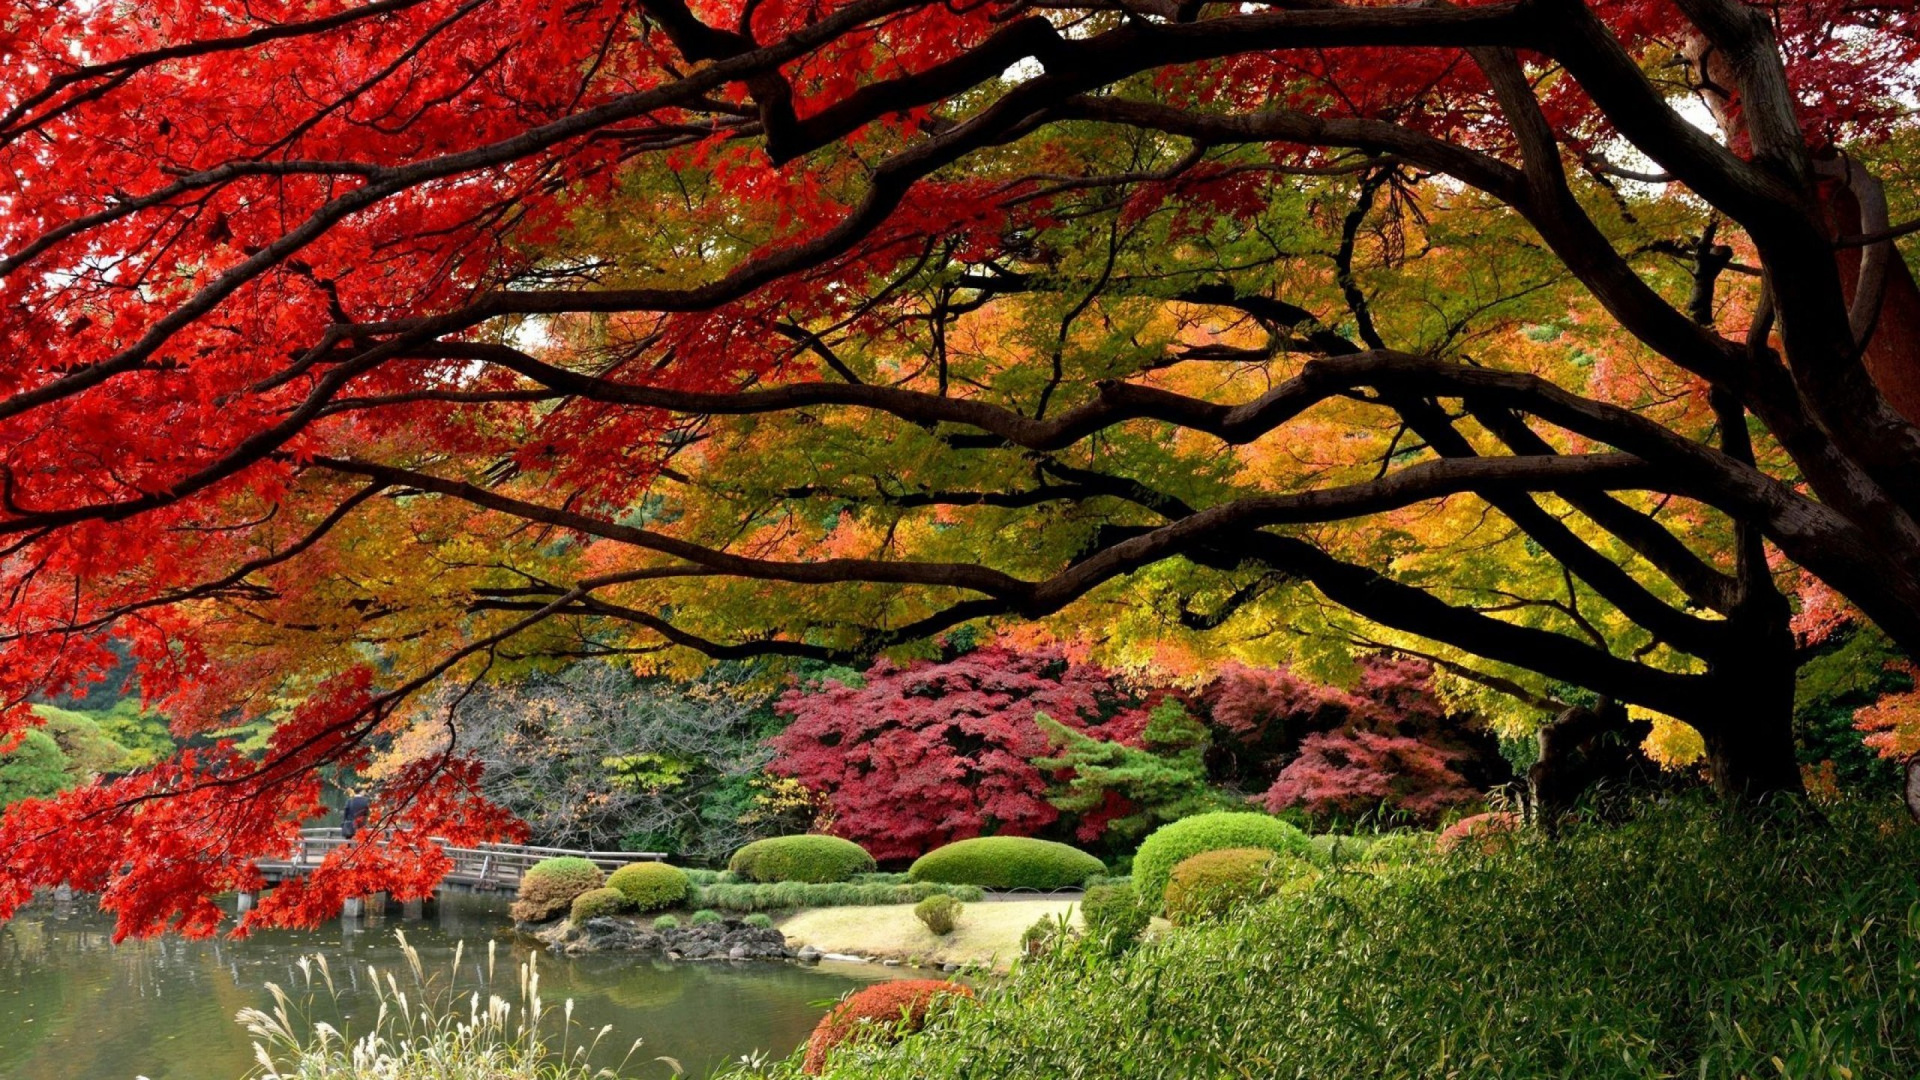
(249, 829, 667, 915)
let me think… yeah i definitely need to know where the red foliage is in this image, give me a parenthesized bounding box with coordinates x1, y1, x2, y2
(1250, 658, 1492, 825)
(1436, 811, 1523, 856)
(0, 0, 1913, 934)
(769, 648, 1152, 860)
(803, 980, 974, 1075)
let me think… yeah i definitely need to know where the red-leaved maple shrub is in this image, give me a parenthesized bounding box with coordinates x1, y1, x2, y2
(769, 648, 1151, 860)
(1247, 657, 1503, 825)
(804, 980, 975, 1075)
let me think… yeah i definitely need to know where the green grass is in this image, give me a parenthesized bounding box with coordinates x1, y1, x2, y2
(731, 799, 1920, 1079)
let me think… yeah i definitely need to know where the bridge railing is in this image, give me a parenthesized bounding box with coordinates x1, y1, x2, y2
(262, 830, 668, 889)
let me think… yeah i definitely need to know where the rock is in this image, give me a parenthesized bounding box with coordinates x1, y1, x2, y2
(882, 959, 902, 967)
(820, 952, 866, 963)
(941, 962, 959, 972)
(541, 914, 795, 961)
(797, 945, 822, 961)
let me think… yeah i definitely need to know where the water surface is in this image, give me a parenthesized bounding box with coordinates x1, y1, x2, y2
(0, 893, 900, 1080)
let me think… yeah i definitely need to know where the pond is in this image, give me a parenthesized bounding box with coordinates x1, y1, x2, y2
(0, 892, 905, 1080)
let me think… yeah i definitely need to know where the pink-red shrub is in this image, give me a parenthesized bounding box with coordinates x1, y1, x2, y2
(1250, 657, 1501, 825)
(769, 648, 1150, 860)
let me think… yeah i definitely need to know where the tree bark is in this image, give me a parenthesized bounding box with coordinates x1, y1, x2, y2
(1697, 633, 1805, 800)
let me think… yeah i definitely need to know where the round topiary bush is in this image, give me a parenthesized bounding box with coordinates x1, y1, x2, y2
(1080, 882, 1150, 953)
(729, 835, 876, 883)
(804, 980, 975, 1075)
(510, 856, 606, 924)
(1133, 811, 1311, 912)
(607, 862, 691, 912)
(914, 893, 962, 935)
(690, 908, 723, 926)
(1162, 847, 1313, 926)
(907, 837, 1105, 890)
(569, 886, 631, 923)
(651, 914, 680, 930)
(742, 913, 774, 929)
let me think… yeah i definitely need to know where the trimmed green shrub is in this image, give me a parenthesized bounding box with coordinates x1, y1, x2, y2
(851, 871, 913, 885)
(742, 913, 775, 929)
(652, 915, 680, 930)
(683, 868, 725, 886)
(1162, 847, 1316, 926)
(1133, 812, 1310, 911)
(607, 862, 691, 912)
(908, 837, 1105, 890)
(729, 835, 876, 883)
(1079, 883, 1149, 953)
(569, 887, 631, 923)
(509, 857, 605, 924)
(914, 893, 962, 935)
(757, 801, 1920, 1080)
(688, 880, 984, 914)
(690, 908, 724, 926)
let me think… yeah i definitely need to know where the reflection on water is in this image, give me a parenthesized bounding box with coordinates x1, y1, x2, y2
(0, 893, 898, 1080)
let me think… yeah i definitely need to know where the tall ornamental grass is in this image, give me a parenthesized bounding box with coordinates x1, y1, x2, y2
(235, 931, 662, 1080)
(731, 799, 1920, 1080)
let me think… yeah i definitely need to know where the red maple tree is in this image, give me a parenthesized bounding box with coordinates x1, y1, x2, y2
(769, 647, 1151, 860)
(0, 0, 1914, 935)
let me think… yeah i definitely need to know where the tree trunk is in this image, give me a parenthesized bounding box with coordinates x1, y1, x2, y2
(1698, 651, 1805, 800)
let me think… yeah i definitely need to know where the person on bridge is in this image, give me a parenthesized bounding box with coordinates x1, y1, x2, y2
(340, 788, 371, 841)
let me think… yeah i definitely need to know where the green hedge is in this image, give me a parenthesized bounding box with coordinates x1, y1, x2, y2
(1079, 883, 1149, 954)
(908, 837, 1105, 890)
(607, 862, 690, 912)
(569, 887, 631, 923)
(728, 835, 876, 883)
(690, 880, 983, 913)
(745, 801, 1920, 1080)
(1133, 812, 1310, 911)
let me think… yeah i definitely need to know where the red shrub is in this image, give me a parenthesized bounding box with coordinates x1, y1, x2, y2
(1436, 811, 1523, 855)
(804, 979, 974, 1074)
(770, 648, 1150, 860)
(1255, 658, 1499, 825)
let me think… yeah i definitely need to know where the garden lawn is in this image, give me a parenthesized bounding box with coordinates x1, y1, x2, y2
(777, 899, 1080, 970)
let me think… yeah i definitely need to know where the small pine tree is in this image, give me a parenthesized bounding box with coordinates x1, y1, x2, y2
(1034, 699, 1231, 842)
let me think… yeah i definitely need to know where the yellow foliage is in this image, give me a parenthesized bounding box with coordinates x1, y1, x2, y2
(1637, 709, 1705, 770)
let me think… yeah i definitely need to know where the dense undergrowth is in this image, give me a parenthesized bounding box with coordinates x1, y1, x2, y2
(736, 800, 1920, 1080)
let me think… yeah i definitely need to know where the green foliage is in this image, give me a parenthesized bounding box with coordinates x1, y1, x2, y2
(907, 837, 1105, 890)
(1794, 625, 1906, 788)
(1305, 833, 1374, 868)
(606, 862, 690, 912)
(27, 706, 134, 777)
(850, 871, 912, 885)
(689, 909, 723, 926)
(651, 915, 681, 931)
(742, 913, 774, 929)
(687, 880, 983, 913)
(1360, 832, 1434, 867)
(728, 835, 875, 883)
(0, 729, 74, 806)
(913, 893, 962, 936)
(510, 858, 605, 924)
(569, 887, 631, 923)
(87, 699, 177, 767)
(1079, 883, 1149, 954)
(1032, 701, 1231, 843)
(1162, 848, 1294, 926)
(761, 802, 1920, 1080)
(1132, 812, 1311, 911)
